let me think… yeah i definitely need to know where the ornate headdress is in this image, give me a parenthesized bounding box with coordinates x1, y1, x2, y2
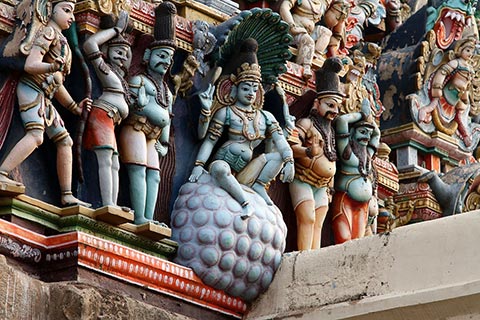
(149, 1, 177, 50)
(454, 36, 477, 56)
(229, 38, 262, 85)
(315, 57, 345, 101)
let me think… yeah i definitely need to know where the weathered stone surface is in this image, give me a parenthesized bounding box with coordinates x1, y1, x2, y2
(0, 255, 196, 320)
(246, 211, 480, 320)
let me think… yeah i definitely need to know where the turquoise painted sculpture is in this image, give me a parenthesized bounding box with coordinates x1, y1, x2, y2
(172, 34, 293, 301)
(118, 2, 176, 225)
(189, 38, 294, 219)
(331, 104, 380, 244)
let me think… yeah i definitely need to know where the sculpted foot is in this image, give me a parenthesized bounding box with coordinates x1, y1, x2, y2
(61, 192, 92, 208)
(134, 216, 150, 225)
(252, 181, 273, 206)
(0, 171, 24, 187)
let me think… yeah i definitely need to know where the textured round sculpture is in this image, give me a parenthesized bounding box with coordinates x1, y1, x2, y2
(171, 172, 287, 301)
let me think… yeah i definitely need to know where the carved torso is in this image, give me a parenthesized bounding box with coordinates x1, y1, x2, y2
(294, 118, 336, 181)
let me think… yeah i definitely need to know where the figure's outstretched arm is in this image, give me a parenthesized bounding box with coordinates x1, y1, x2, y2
(335, 112, 362, 154)
(83, 11, 129, 56)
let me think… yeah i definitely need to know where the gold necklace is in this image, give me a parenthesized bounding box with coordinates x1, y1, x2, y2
(230, 105, 261, 141)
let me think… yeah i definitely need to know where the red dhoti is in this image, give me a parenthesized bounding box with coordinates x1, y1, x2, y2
(331, 191, 368, 244)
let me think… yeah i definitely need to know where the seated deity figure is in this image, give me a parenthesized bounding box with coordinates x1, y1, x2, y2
(189, 38, 295, 219)
(83, 11, 131, 207)
(0, 0, 91, 207)
(279, 0, 350, 79)
(331, 104, 380, 244)
(288, 57, 344, 250)
(418, 37, 476, 148)
(118, 2, 177, 225)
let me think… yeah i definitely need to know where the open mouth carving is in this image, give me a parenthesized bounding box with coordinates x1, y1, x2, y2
(435, 8, 471, 49)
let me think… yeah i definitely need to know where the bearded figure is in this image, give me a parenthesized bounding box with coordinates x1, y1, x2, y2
(331, 108, 380, 244)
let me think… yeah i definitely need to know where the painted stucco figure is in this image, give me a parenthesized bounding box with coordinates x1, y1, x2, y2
(288, 57, 343, 250)
(0, 0, 91, 206)
(417, 37, 476, 148)
(189, 38, 295, 219)
(83, 11, 131, 207)
(118, 2, 176, 225)
(279, 0, 350, 78)
(332, 105, 380, 244)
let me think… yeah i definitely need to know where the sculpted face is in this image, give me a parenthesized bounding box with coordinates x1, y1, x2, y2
(52, 2, 75, 31)
(108, 44, 131, 69)
(236, 81, 259, 107)
(353, 125, 373, 146)
(314, 96, 340, 121)
(460, 44, 475, 60)
(148, 47, 174, 75)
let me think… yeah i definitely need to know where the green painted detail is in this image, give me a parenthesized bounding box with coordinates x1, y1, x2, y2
(0, 198, 177, 259)
(216, 8, 293, 84)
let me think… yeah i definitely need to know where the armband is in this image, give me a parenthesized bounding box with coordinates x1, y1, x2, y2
(86, 51, 104, 61)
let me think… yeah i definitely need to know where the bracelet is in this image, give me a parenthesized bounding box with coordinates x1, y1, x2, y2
(66, 101, 78, 112)
(195, 160, 205, 167)
(432, 84, 442, 89)
(200, 108, 211, 117)
(283, 156, 294, 164)
(160, 141, 170, 147)
(48, 63, 56, 73)
(62, 190, 73, 196)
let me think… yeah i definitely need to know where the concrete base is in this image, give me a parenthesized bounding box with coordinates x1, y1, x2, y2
(246, 211, 480, 320)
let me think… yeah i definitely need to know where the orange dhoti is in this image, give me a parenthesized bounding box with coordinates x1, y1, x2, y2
(331, 191, 368, 244)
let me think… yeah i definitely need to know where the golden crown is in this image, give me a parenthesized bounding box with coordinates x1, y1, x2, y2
(230, 62, 262, 85)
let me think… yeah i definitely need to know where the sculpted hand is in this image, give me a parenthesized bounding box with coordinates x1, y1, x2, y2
(155, 141, 168, 157)
(77, 97, 92, 116)
(51, 56, 65, 72)
(310, 134, 321, 156)
(116, 10, 129, 33)
(280, 161, 294, 183)
(189, 165, 204, 182)
(138, 84, 149, 108)
(199, 84, 215, 113)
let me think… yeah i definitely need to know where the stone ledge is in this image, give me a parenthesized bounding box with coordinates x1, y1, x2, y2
(246, 211, 480, 319)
